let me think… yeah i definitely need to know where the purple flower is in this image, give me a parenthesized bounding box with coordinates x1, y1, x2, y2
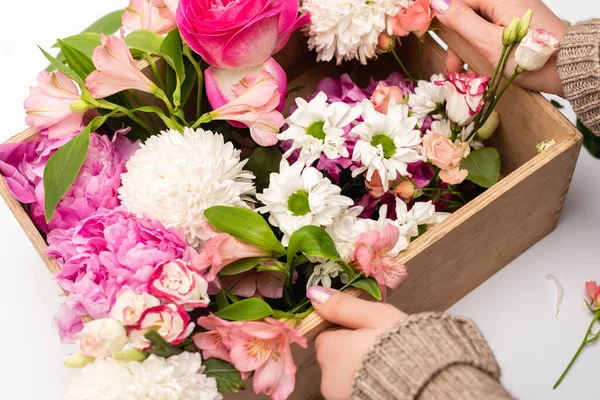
(312, 74, 368, 105)
(365, 72, 414, 97)
(406, 161, 436, 189)
(47, 209, 197, 342)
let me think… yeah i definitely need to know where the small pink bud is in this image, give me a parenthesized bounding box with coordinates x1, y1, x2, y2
(378, 33, 395, 52)
(395, 181, 415, 199)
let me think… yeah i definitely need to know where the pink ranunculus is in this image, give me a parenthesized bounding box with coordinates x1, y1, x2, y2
(24, 71, 85, 139)
(206, 57, 288, 113)
(47, 209, 196, 341)
(586, 281, 600, 308)
(109, 288, 161, 326)
(194, 314, 236, 363)
(208, 68, 285, 146)
(78, 318, 129, 358)
(128, 304, 195, 349)
(176, 0, 309, 69)
(391, 0, 435, 37)
(122, 0, 177, 34)
(150, 260, 210, 310)
(86, 30, 158, 99)
(370, 82, 405, 114)
(423, 132, 470, 185)
(192, 233, 273, 282)
(220, 269, 285, 299)
(353, 224, 409, 298)
(436, 73, 491, 126)
(514, 28, 560, 72)
(229, 318, 307, 400)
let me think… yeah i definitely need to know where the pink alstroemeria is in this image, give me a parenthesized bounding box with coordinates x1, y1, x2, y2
(194, 314, 236, 363)
(229, 318, 307, 400)
(353, 224, 409, 298)
(436, 73, 491, 126)
(24, 71, 86, 139)
(122, 0, 177, 34)
(208, 68, 285, 146)
(192, 233, 273, 282)
(220, 270, 285, 299)
(586, 281, 600, 308)
(86, 30, 158, 99)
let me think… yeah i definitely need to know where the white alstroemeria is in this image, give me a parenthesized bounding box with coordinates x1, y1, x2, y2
(351, 100, 425, 190)
(428, 119, 484, 150)
(395, 199, 449, 239)
(408, 73, 447, 120)
(302, 0, 403, 64)
(257, 161, 354, 246)
(278, 92, 362, 165)
(307, 258, 349, 288)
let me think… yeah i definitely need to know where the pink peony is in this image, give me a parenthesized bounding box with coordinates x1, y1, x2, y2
(46, 209, 196, 342)
(219, 270, 285, 299)
(54, 303, 84, 343)
(391, 0, 435, 37)
(0, 128, 137, 234)
(176, 0, 309, 69)
(423, 132, 470, 185)
(122, 0, 177, 34)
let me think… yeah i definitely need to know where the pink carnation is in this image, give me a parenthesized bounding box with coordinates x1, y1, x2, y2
(47, 209, 196, 342)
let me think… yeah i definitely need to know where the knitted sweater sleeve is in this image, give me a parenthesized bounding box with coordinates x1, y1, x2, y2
(351, 313, 513, 400)
(557, 19, 600, 135)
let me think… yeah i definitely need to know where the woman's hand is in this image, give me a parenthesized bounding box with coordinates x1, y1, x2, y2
(431, 0, 569, 95)
(306, 287, 407, 400)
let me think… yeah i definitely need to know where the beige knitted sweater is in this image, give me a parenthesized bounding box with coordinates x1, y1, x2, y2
(350, 21, 600, 400)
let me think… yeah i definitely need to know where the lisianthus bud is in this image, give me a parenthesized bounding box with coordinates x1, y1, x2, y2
(515, 28, 559, 72)
(112, 348, 148, 363)
(394, 181, 415, 199)
(70, 99, 94, 113)
(536, 139, 556, 153)
(516, 9, 534, 41)
(476, 111, 500, 141)
(503, 18, 520, 46)
(378, 33, 395, 52)
(64, 353, 95, 368)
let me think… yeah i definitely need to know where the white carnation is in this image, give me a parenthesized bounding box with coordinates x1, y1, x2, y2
(119, 128, 256, 249)
(302, 0, 403, 64)
(64, 353, 222, 400)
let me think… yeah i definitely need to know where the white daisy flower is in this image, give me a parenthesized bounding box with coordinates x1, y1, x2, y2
(119, 128, 255, 250)
(350, 100, 425, 190)
(278, 92, 362, 165)
(257, 161, 354, 246)
(306, 258, 349, 288)
(395, 199, 449, 239)
(302, 0, 403, 65)
(408, 73, 447, 120)
(428, 119, 484, 150)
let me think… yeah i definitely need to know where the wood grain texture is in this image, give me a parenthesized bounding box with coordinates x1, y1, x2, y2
(0, 31, 582, 400)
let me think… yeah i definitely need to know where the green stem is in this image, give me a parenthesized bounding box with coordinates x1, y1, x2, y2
(191, 113, 213, 129)
(144, 54, 166, 91)
(488, 45, 508, 96)
(183, 46, 204, 120)
(154, 88, 176, 117)
(554, 316, 598, 389)
(96, 100, 156, 135)
(391, 47, 414, 81)
(477, 44, 516, 129)
(493, 43, 517, 97)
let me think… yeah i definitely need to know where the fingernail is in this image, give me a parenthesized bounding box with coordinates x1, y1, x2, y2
(431, 0, 451, 14)
(306, 286, 333, 304)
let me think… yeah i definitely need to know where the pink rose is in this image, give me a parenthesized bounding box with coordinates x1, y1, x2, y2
(128, 304, 195, 349)
(423, 132, 470, 185)
(150, 260, 210, 310)
(78, 318, 129, 358)
(514, 28, 559, 72)
(370, 82, 405, 114)
(176, 0, 309, 69)
(586, 281, 600, 308)
(391, 0, 434, 37)
(109, 289, 161, 326)
(437, 73, 491, 126)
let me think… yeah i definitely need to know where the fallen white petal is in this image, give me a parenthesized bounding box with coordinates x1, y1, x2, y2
(546, 274, 564, 317)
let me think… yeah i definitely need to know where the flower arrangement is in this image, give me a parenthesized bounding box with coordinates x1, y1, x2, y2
(0, 1, 560, 399)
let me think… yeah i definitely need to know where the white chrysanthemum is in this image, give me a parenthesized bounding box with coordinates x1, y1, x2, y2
(302, 0, 403, 64)
(279, 92, 362, 165)
(307, 258, 349, 288)
(409, 74, 447, 120)
(119, 128, 256, 249)
(64, 353, 222, 400)
(351, 100, 425, 190)
(428, 119, 483, 149)
(395, 199, 449, 239)
(257, 161, 353, 245)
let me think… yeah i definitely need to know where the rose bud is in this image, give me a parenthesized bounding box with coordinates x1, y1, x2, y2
(514, 28, 559, 72)
(109, 288, 161, 326)
(77, 318, 128, 358)
(377, 33, 395, 52)
(395, 181, 416, 199)
(128, 304, 195, 350)
(150, 260, 210, 311)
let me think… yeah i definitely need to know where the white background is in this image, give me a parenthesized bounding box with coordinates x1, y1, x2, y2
(1, 1, 599, 399)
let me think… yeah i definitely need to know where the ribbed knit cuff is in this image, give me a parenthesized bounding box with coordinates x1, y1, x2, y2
(557, 19, 600, 135)
(351, 313, 508, 400)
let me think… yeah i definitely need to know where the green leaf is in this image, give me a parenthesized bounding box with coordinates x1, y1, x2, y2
(204, 359, 246, 393)
(219, 257, 269, 276)
(245, 147, 282, 192)
(180, 57, 198, 107)
(460, 147, 501, 189)
(287, 225, 355, 280)
(215, 298, 273, 321)
(578, 119, 600, 159)
(204, 206, 286, 255)
(216, 290, 230, 310)
(56, 39, 95, 80)
(125, 30, 164, 55)
(160, 29, 186, 108)
(145, 331, 183, 358)
(53, 33, 101, 57)
(39, 46, 84, 85)
(550, 99, 564, 110)
(351, 278, 382, 300)
(43, 113, 113, 222)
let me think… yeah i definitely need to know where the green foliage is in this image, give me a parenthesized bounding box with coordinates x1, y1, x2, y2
(460, 147, 501, 188)
(215, 298, 274, 321)
(125, 30, 164, 55)
(219, 257, 269, 276)
(245, 147, 282, 193)
(578, 119, 600, 159)
(56, 39, 95, 80)
(204, 359, 246, 393)
(351, 277, 382, 300)
(144, 331, 184, 358)
(160, 29, 186, 108)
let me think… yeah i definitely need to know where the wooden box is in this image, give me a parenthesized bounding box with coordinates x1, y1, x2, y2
(0, 29, 581, 399)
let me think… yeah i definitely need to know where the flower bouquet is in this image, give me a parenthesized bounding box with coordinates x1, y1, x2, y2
(0, 1, 578, 399)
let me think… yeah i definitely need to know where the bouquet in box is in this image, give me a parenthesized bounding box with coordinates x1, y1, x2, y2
(0, 0, 560, 398)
